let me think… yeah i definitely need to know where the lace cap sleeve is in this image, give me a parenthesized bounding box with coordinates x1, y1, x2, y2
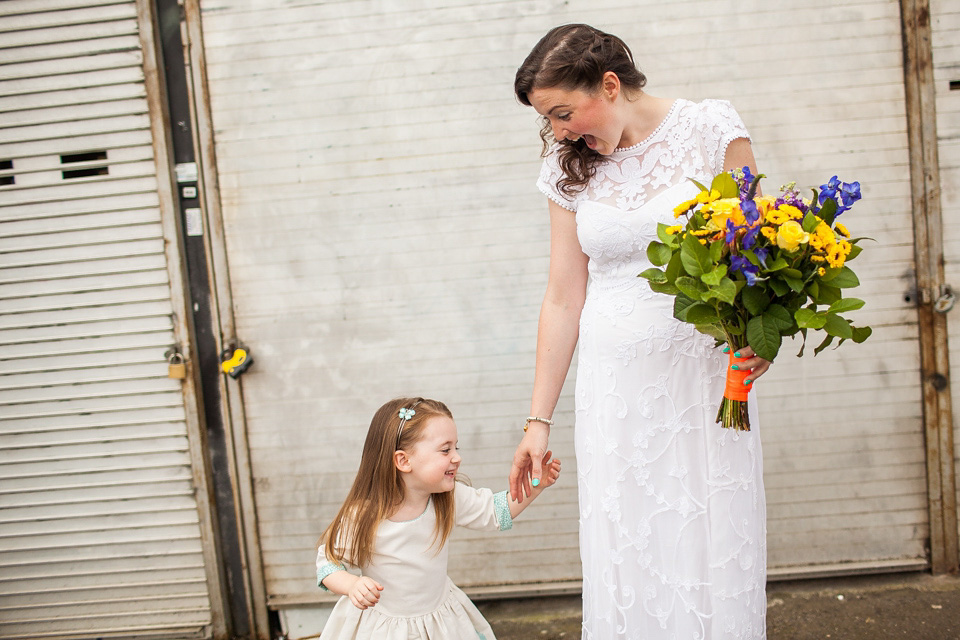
(536, 146, 579, 212)
(698, 99, 751, 175)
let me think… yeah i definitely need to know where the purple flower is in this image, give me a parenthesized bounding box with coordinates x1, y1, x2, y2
(754, 247, 769, 264)
(741, 199, 760, 225)
(730, 254, 760, 285)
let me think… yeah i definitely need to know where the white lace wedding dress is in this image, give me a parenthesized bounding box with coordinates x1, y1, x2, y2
(537, 99, 767, 640)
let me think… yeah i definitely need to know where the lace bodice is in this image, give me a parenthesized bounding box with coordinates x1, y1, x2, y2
(537, 99, 750, 296)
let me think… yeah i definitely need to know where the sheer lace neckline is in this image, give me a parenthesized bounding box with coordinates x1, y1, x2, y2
(612, 99, 682, 155)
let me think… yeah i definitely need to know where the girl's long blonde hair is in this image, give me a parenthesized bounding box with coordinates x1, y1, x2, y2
(320, 397, 457, 568)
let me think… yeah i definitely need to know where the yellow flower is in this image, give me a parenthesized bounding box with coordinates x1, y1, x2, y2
(674, 198, 699, 217)
(835, 222, 850, 238)
(765, 209, 790, 225)
(776, 220, 810, 252)
(818, 267, 826, 276)
(698, 238, 708, 245)
(665, 225, 683, 235)
(756, 195, 778, 215)
(808, 234, 825, 251)
(696, 189, 721, 204)
(760, 226, 777, 242)
(701, 198, 737, 216)
(815, 222, 837, 246)
(838, 239, 852, 255)
(826, 243, 845, 268)
(810, 255, 827, 262)
(691, 229, 712, 236)
(779, 204, 804, 220)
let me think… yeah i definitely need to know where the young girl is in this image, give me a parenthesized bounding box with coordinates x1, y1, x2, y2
(317, 397, 561, 640)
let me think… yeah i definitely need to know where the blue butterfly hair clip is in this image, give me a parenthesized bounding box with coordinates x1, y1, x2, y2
(395, 403, 421, 449)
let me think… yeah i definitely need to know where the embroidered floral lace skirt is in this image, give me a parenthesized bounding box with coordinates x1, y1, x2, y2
(575, 282, 766, 640)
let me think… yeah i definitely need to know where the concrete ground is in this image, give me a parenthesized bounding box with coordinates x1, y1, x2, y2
(476, 572, 960, 639)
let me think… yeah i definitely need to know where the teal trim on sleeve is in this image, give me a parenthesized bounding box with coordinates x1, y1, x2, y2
(493, 490, 513, 531)
(317, 561, 346, 591)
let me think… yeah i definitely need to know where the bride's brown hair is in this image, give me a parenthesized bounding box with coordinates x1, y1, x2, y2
(514, 24, 647, 197)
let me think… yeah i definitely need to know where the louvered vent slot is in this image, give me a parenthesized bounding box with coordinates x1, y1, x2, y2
(61, 150, 108, 179)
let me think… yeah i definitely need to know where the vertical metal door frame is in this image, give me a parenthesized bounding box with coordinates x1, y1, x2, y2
(899, 0, 960, 575)
(136, 0, 230, 636)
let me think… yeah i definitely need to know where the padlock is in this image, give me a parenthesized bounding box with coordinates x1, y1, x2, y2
(168, 353, 186, 379)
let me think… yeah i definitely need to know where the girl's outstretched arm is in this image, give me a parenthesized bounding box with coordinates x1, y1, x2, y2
(321, 571, 383, 610)
(508, 451, 561, 520)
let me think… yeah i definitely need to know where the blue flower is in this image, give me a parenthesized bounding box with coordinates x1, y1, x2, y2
(819, 175, 841, 204)
(741, 199, 760, 225)
(754, 247, 769, 264)
(725, 219, 740, 244)
(742, 225, 760, 250)
(398, 408, 416, 421)
(730, 254, 760, 285)
(839, 181, 861, 207)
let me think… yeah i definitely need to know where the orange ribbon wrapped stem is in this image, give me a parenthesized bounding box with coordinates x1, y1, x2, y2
(724, 352, 751, 402)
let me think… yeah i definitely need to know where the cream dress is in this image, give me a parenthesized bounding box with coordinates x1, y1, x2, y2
(537, 99, 767, 639)
(316, 482, 512, 640)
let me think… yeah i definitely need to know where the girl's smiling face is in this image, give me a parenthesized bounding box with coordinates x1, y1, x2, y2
(403, 415, 461, 494)
(527, 83, 622, 155)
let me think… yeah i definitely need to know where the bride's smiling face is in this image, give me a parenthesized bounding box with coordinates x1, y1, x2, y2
(528, 82, 623, 155)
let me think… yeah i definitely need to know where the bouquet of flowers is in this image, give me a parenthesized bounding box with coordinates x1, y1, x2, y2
(639, 168, 871, 431)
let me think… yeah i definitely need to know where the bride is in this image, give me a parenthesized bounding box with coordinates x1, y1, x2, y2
(508, 24, 771, 639)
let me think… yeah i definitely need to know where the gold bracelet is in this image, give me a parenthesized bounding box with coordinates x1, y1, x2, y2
(523, 416, 554, 432)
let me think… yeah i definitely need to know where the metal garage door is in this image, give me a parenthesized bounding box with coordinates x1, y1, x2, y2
(0, 1, 216, 637)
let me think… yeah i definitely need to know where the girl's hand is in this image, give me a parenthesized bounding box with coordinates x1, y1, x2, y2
(509, 424, 549, 503)
(537, 451, 562, 490)
(730, 345, 771, 386)
(348, 576, 383, 610)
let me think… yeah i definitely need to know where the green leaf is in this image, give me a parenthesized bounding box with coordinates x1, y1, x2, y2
(657, 223, 678, 245)
(764, 304, 794, 332)
(647, 241, 674, 267)
(674, 294, 698, 321)
(741, 285, 771, 315)
(783, 274, 805, 293)
(769, 278, 790, 297)
(676, 276, 706, 301)
(846, 244, 863, 261)
(649, 281, 680, 295)
(710, 172, 739, 198)
(828, 297, 865, 314)
(680, 233, 712, 277)
(705, 277, 737, 306)
(852, 326, 872, 343)
(695, 323, 727, 341)
(746, 315, 783, 362)
(685, 303, 720, 325)
(709, 239, 724, 263)
(823, 314, 853, 340)
(819, 197, 838, 225)
(701, 264, 728, 286)
(764, 257, 789, 272)
(639, 267, 668, 284)
(828, 266, 860, 288)
(689, 178, 709, 192)
(665, 252, 683, 283)
(802, 211, 821, 233)
(782, 268, 803, 279)
(813, 333, 835, 355)
(795, 308, 827, 329)
(817, 283, 842, 305)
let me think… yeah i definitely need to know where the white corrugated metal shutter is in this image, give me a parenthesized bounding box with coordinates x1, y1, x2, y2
(196, 0, 930, 617)
(934, 0, 960, 549)
(0, 1, 214, 638)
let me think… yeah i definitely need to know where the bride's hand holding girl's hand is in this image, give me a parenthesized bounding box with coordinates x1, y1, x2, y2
(509, 424, 549, 503)
(730, 346, 771, 385)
